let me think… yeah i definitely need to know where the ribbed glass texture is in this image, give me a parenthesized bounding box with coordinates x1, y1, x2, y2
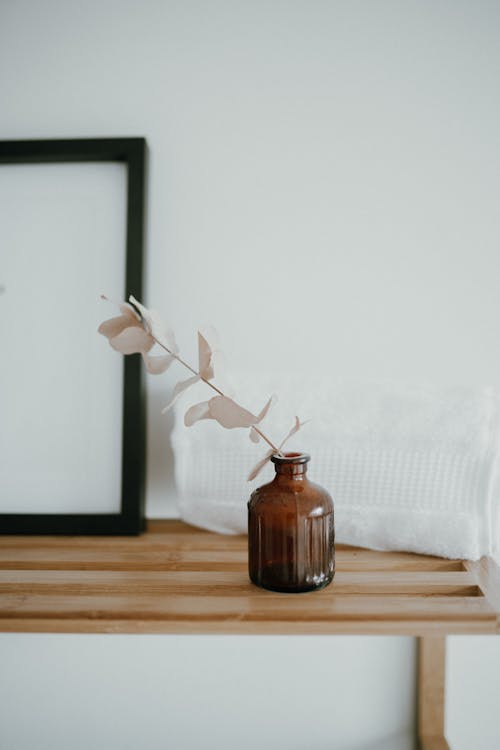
(248, 453, 335, 593)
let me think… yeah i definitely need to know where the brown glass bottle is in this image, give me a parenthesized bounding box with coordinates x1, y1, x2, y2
(248, 452, 335, 593)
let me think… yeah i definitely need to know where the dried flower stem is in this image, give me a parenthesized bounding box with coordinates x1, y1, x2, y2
(151, 334, 283, 455)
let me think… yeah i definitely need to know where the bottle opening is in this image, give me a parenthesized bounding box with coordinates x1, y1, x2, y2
(271, 452, 310, 465)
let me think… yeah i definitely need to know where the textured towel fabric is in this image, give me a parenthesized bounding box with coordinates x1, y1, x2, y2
(171, 376, 500, 560)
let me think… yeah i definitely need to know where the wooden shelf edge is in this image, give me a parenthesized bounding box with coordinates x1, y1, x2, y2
(0, 619, 497, 636)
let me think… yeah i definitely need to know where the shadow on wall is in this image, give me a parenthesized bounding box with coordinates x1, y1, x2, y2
(146, 385, 178, 516)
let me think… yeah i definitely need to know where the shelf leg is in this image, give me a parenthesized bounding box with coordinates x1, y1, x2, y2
(417, 636, 450, 750)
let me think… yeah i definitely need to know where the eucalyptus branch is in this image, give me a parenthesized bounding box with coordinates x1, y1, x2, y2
(150, 333, 283, 455)
(98, 294, 305, 480)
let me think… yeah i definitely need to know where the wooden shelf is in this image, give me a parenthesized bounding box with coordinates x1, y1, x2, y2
(2, 519, 498, 750)
(1, 519, 499, 636)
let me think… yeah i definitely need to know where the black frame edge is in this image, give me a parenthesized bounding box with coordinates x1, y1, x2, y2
(0, 137, 147, 535)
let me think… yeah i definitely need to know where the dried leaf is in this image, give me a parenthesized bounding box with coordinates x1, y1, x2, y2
(128, 295, 150, 327)
(197, 326, 236, 396)
(184, 401, 211, 427)
(110, 326, 154, 355)
(198, 326, 220, 380)
(279, 417, 308, 450)
(207, 396, 259, 429)
(256, 394, 277, 423)
(142, 353, 176, 375)
(209, 350, 235, 397)
(246, 417, 308, 482)
(129, 295, 177, 352)
(100, 294, 139, 321)
(247, 449, 274, 481)
(120, 302, 139, 319)
(98, 314, 136, 340)
(194, 394, 276, 431)
(162, 375, 200, 413)
(100, 295, 177, 359)
(249, 427, 261, 443)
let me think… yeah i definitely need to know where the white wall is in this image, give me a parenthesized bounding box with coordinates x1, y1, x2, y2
(0, 635, 416, 750)
(1, 1, 499, 748)
(447, 636, 500, 750)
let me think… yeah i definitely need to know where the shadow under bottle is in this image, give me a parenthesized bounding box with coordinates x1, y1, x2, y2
(248, 452, 335, 593)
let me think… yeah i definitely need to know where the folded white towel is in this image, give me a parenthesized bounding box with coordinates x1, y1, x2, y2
(171, 376, 500, 560)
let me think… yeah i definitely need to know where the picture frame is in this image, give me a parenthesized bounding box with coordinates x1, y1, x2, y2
(0, 137, 147, 534)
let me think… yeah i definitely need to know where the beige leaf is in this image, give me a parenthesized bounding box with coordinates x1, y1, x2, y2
(184, 401, 211, 427)
(207, 396, 258, 429)
(198, 327, 219, 380)
(256, 394, 277, 423)
(129, 296, 177, 352)
(209, 350, 235, 397)
(128, 295, 150, 327)
(162, 375, 200, 413)
(247, 449, 274, 481)
(110, 326, 154, 355)
(100, 294, 139, 321)
(120, 302, 140, 320)
(142, 353, 176, 375)
(279, 416, 307, 450)
(98, 314, 137, 340)
(249, 427, 261, 443)
(246, 418, 308, 482)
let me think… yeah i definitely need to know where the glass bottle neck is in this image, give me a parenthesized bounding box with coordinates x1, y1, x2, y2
(271, 453, 310, 480)
(274, 464, 307, 484)
(274, 463, 308, 478)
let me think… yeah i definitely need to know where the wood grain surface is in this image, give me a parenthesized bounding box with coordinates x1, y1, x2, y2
(0, 520, 499, 635)
(418, 637, 450, 750)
